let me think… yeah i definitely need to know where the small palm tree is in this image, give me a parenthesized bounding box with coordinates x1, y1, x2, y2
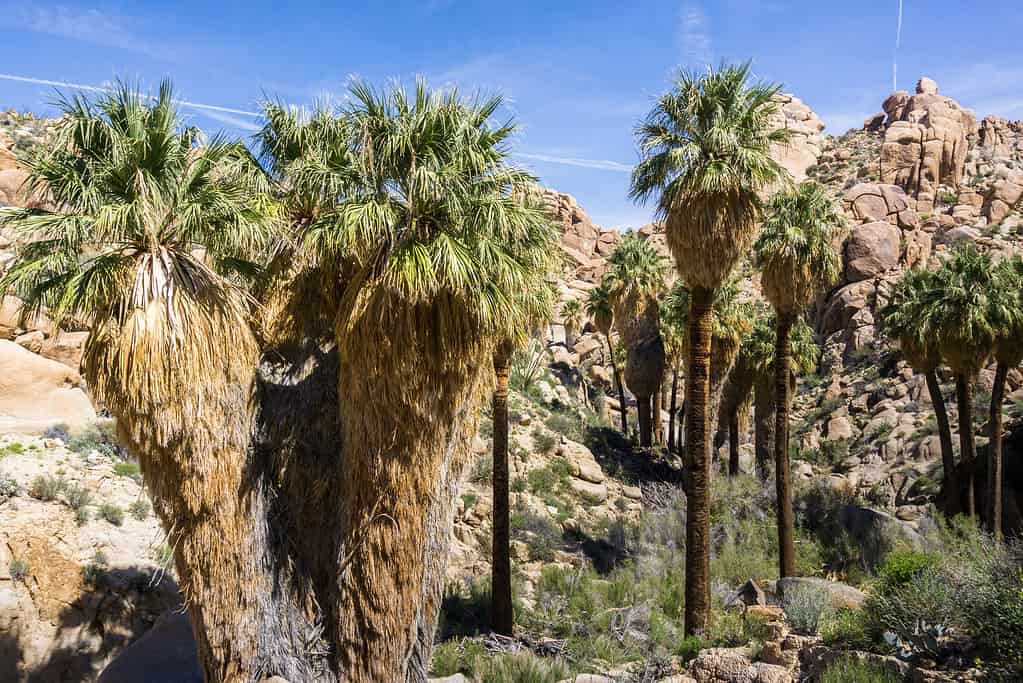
(1, 82, 281, 679)
(586, 282, 629, 434)
(755, 180, 843, 578)
(986, 257, 1023, 540)
(881, 267, 958, 500)
(631, 61, 789, 634)
(561, 298, 584, 347)
(660, 283, 689, 453)
(603, 235, 669, 447)
(923, 245, 1000, 518)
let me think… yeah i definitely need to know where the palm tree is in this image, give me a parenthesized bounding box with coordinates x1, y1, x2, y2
(631, 62, 789, 634)
(755, 180, 843, 578)
(561, 298, 584, 347)
(0, 83, 298, 680)
(924, 245, 1000, 518)
(586, 282, 629, 434)
(660, 284, 688, 453)
(603, 235, 669, 447)
(880, 267, 958, 501)
(986, 257, 1023, 540)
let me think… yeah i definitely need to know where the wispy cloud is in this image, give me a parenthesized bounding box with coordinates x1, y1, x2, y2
(9, 3, 178, 61)
(938, 63, 1023, 119)
(679, 1, 712, 66)
(514, 152, 632, 173)
(0, 73, 260, 119)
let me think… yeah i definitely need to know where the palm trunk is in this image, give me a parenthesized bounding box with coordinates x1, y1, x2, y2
(491, 344, 514, 634)
(334, 307, 489, 682)
(754, 375, 775, 481)
(677, 399, 686, 450)
(988, 363, 1008, 541)
(955, 372, 977, 518)
(654, 380, 665, 445)
(668, 369, 679, 452)
(774, 312, 796, 579)
(683, 286, 714, 636)
(924, 369, 957, 501)
(638, 394, 653, 448)
(607, 337, 628, 435)
(729, 413, 740, 477)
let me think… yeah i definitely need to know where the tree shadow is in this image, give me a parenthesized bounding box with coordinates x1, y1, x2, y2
(583, 425, 684, 486)
(10, 565, 183, 683)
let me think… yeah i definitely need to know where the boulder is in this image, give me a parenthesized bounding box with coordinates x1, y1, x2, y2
(838, 504, 924, 567)
(40, 330, 89, 371)
(845, 222, 900, 282)
(98, 612, 202, 683)
(777, 577, 866, 610)
(821, 281, 875, 336)
(689, 647, 793, 683)
(0, 339, 96, 433)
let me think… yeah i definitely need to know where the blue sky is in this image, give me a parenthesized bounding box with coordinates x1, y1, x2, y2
(1, 1, 1021, 228)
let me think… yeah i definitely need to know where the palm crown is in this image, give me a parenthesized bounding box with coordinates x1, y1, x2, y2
(756, 180, 845, 315)
(880, 267, 944, 373)
(630, 62, 790, 290)
(584, 282, 614, 337)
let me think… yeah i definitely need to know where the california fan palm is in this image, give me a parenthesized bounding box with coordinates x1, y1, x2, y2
(630, 62, 789, 633)
(586, 282, 629, 434)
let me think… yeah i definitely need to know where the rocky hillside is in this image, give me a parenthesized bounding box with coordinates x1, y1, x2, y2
(0, 76, 1022, 682)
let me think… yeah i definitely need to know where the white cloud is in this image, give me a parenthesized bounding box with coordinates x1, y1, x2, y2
(679, 2, 712, 67)
(514, 152, 632, 173)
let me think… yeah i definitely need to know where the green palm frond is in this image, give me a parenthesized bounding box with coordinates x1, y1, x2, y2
(741, 304, 817, 376)
(602, 235, 669, 306)
(756, 180, 845, 314)
(584, 282, 614, 337)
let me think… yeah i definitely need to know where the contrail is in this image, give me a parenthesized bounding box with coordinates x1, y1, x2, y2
(0, 73, 259, 117)
(514, 152, 632, 173)
(893, 0, 903, 91)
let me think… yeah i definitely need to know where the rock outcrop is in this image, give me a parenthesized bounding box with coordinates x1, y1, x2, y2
(770, 93, 826, 182)
(0, 340, 95, 433)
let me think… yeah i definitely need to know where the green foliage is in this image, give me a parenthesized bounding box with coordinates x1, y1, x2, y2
(113, 461, 141, 479)
(468, 453, 492, 485)
(438, 580, 492, 639)
(460, 493, 478, 510)
(707, 611, 772, 647)
(822, 608, 873, 650)
(9, 557, 30, 583)
(68, 422, 127, 460)
(820, 657, 901, 683)
(97, 502, 125, 526)
(0, 442, 26, 457)
(62, 482, 92, 510)
(474, 652, 570, 683)
(783, 583, 832, 635)
(74, 507, 90, 526)
(878, 550, 939, 588)
(531, 425, 558, 454)
(429, 641, 462, 677)
(510, 339, 549, 395)
(544, 410, 583, 442)
(511, 505, 562, 562)
(28, 474, 66, 501)
(0, 473, 18, 503)
(129, 500, 150, 521)
(676, 635, 703, 663)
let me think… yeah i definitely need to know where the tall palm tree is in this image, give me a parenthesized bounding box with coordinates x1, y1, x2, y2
(923, 245, 999, 518)
(603, 235, 669, 447)
(755, 180, 843, 578)
(631, 62, 789, 634)
(880, 267, 958, 501)
(586, 282, 629, 434)
(660, 283, 689, 453)
(0, 83, 302, 680)
(986, 257, 1023, 540)
(561, 298, 584, 347)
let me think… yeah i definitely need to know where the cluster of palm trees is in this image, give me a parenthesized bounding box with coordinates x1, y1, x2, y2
(882, 246, 1023, 541)
(1, 80, 558, 682)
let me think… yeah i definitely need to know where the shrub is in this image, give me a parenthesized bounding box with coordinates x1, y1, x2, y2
(68, 421, 125, 459)
(28, 474, 66, 501)
(531, 426, 558, 454)
(865, 566, 953, 653)
(820, 656, 901, 683)
(97, 502, 125, 526)
(676, 635, 703, 663)
(438, 580, 491, 639)
(9, 557, 30, 583)
(878, 550, 938, 587)
(473, 651, 570, 683)
(113, 461, 141, 479)
(527, 466, 559, 495)
(129, 500, 150, 520)
(468, 453, 492, 485)
(511, 505, 562, 561)
(544, 411, 582, 441)
(74, 507, 90, 526)
(430, 640, 462, 677)
(510, 476, 526, 493)
(707, 610, 771, 647)
(784, 583, 832, 635)
(63, 482, 92, 510)
(0, 473, 18, 503)
(43, 423, 71, 442)
(822, 608, 873, 650)
(461, 493, 478, 510)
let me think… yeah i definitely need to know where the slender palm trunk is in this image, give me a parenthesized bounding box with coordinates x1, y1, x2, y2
(754, 375, 775, 481)
(638, 394, 653, 448)
(684, 286, 714, 636)
(668, 369, 679, 452)
(774, 312, 797, 578)
(924, 370, 957, 501)
(677, 399, 686, 450)
(607, 337, 628, 435)
(654, 380, 665, 445)
(728, 413, 740, 477)
(491, 345, 514, 634)
(955, 372, 977, 518)
(988, 363, 1008, 541)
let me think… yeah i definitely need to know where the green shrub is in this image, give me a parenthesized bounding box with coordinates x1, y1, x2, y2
(676, 635, 703, 663)
(113, 461, 141, 479)
(820, 656, 901, 683)
(822, 608, 873, 650)
(9, 557, 30, 583)
(865, 566, 953, 648)
(510, 505, 562, 561)
(707, 610, 771, 647)
(63, 482, 92, 510)
(468, 453, 492, 485)
(461, 493, 478, 510)
(28, 475, 66, 501)
(531, 425, 558, 454)
(74, 507, 90, 526)
(0, 473, 18, 503)
(510, 476, 526, 493)
(438, 580, 491, 639)
(878, 550, 938, 587)
(97, 502, 125, 526)
(474, 651, 570, 683)
(784, 583, 832, 635)
(129, 500, 150, 520)
(430, 640, 462, 677)
(68, 421, 125, 459)
(527, 466, 558, 495)
(544, 411, 582, 441)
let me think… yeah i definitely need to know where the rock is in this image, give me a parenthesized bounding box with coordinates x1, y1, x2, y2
(569, 478, 608, 503)
(935, 225, 980, 246)
(822, 281, 875, 336)
(14, 330, 44, 354)
(0, 340, 96, 433)
(40, 330, 89, 370)
(777, 577, 866, 610)
(563, 676, 614, 683)
(838, 504, 924, 567)
(98, 612, 202, 683)
(690, 647, 793, 683)
(768, 93, 826, 182)
(826, 416, 854, 441)
(573, 336, 603, 363)
(916, 77, 938, 95)
(725, 579, 767, 607)
(573, 459, 605, 484)
(622, 485, 642, 500)
(845, 221, 900, 281)
(0, 168, 32, 206)
(800, 645, 909, 683)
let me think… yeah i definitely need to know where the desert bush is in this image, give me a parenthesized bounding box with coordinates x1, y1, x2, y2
(468, 453, 492, 485)
(74, 507, 89, 526)
(113, 461, 141, 479)
(474, 651, 570, 683)
(822, 608, 873, 650)
(676, 635, 703, 663)
(784, 583, 832, 635)
(28, 474, 66, 501)
(9, 557, 30, 583)
(68, 421, 126, 459)
(438, 580, 492, 639)
(43, 423, 71, 442)
(97, 502, 125, 526)
(878, 549, 938, 587)
(63, 482, 92, 510)
(527, 466, 559, 495)
(129, 499, 150, 520)
(0, 473, 18, 503)
(531, 425, 558, 454)
(707, 610, 772, 647)
(511, 504, 562, 561)
(865, 566, 953, 655)
(820, 656, 901, 683)
(430, 641, 462, 677)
